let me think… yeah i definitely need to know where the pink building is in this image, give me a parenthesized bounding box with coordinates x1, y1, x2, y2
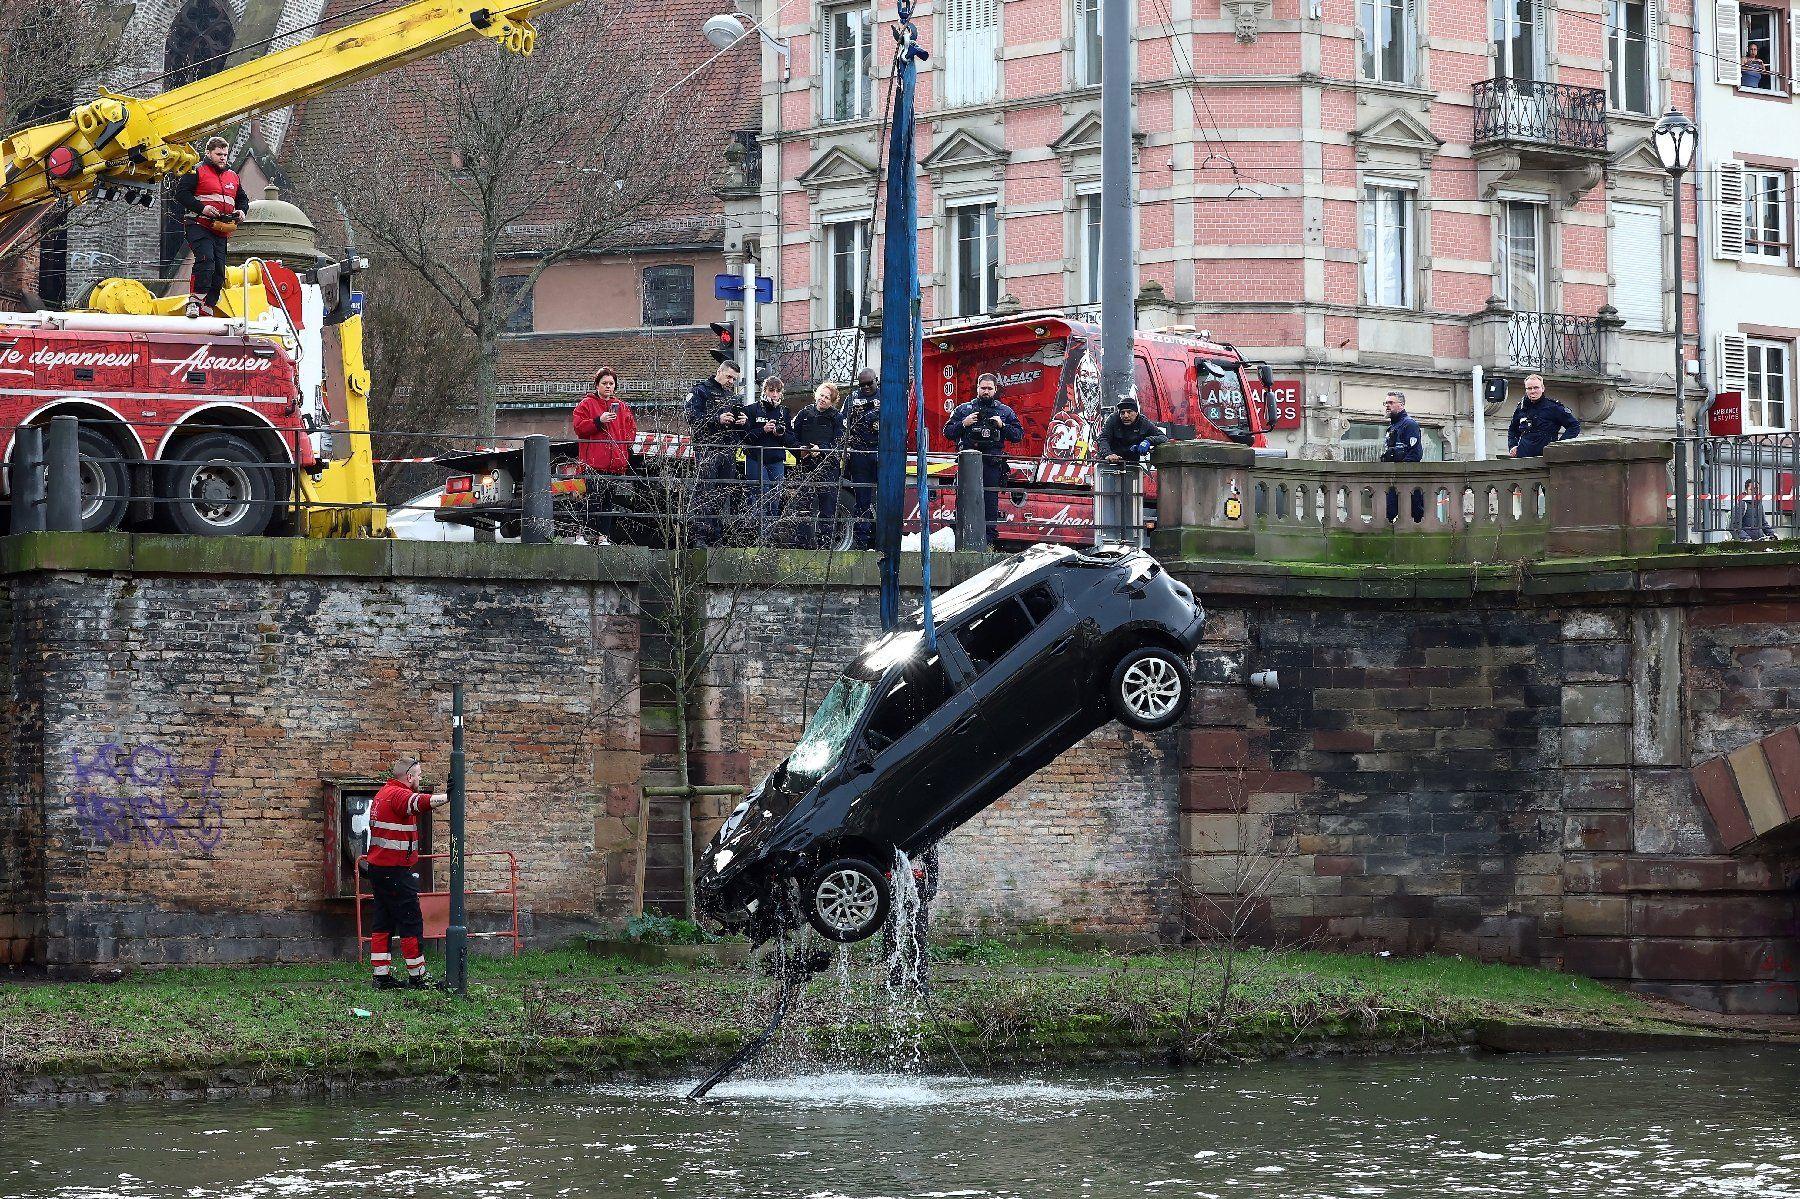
(727, 0, 1698, 458)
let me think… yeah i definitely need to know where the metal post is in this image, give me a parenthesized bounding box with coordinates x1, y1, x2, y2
(446, 684, 468, 996)
(1122, 463, 1144, 547)
(1471, 364, 1488, 461)
(1099, 0, 1133, 418)
(9, 425, 45, 534)
(45, 416, 81, 532)
(1094, 463, 1118, 545)
(521, 434, 552, 544)
(955, 448, 985, 550)
(1672, 169, 1688, 545)
(742, 257, 758, 385)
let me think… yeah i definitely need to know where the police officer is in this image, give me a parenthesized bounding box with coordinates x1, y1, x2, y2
(1097, 397, 1168, 463)
(843, 369, 881, 549)
(741, 376, 793, 542)
(1507, 373, 1581, 458)
(942, 372, 1024, 548)
(685, 360, 745, 545)
(1378, 391, 1423, 463)
(791, 382, 847, 548)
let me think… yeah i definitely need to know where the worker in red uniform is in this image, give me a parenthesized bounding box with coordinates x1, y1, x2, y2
(172, 136, 249, 317)
(365, 757, 445, 989)
(571, 366, 638, 543)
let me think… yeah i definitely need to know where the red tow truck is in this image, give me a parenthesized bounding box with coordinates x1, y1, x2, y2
(915, 315, 1271, 545)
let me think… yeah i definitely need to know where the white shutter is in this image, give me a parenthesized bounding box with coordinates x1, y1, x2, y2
(1715, 0, 1741, 85)
(1717, 332, 1750, 392)
(1645, 0, 1660, 107)
(1715, 160, 1747, 259)
(1610, 203, 1664, 330)
(944, 0, 999, 106)
(1531, 0, 1548, 76)
(1791, 7, 1799, 93)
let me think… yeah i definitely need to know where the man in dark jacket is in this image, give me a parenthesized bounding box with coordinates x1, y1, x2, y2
(1378, 391, 1423, 463)
(741, 376, 793, 541)
(173, 136, 250, 317)
(1507, 374, 1580, 458)
(843, 369, 881, 548)
(942, 372, 1024, 548)
(791, 383, 847, 548)
(1097, 398, 1168, 463)
(685, 361, 745, 545)
(1733, 479, 1780, 542)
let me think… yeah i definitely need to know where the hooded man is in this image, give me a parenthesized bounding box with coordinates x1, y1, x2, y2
(1097, 397, 1168, 463)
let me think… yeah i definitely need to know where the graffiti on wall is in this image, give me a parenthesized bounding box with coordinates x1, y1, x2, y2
(70, 743, 226, 855)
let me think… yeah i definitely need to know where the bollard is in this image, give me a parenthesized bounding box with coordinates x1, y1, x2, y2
(520, 434, 552, 544)
(1119, 462, 1145, 548)
(44, 416, 82, 533)
(1094, 462, 1121, 546)
(9, 425, 45, 534)
(955, 448, 985, 550)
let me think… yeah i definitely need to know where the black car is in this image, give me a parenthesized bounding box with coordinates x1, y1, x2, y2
(696, 543, 1205, 946)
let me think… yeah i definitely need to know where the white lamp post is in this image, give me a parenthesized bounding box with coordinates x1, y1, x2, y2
(1652, 107, 1696, 542)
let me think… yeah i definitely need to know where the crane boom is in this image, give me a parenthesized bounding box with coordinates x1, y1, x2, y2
(0, 0, 575, 246)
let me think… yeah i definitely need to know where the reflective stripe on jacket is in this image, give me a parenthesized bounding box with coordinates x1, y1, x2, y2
(365, 778, 434, 867)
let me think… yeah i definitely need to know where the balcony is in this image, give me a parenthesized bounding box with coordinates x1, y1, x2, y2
(1472, 79, 1608, 156)
(1470, 303, 1619, 382)
(766, 327, 864, 391)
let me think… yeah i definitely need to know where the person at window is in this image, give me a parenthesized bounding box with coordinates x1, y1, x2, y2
(1097, 397, 1168, 464)
(1506, 373, 1581, 458)
(844, 369, 881, 549)
(792, 381, 847, 548)
(172, 136, 249, 318)
(572, 366, 637, 545)
(1733, 479, 1780, 542)
(742, 375, 794, 542)
(685, 360, 746, 546)
(1378, 391, 1423, 463)
(943, 372, 1024, 549)
(1742, 44, 1769, 88)
(365, 757, 446, 990)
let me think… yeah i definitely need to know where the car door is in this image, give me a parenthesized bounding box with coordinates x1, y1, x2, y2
(850, 648, 983, 850)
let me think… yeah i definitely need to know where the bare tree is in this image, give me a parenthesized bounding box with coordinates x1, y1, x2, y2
(285, 0, 736, 436)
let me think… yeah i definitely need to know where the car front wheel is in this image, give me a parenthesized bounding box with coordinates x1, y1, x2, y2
(1108, 646, 1193, 732)
(803, 856, 892, 943)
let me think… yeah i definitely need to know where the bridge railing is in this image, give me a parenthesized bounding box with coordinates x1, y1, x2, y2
(1150, 439, 1674, 565)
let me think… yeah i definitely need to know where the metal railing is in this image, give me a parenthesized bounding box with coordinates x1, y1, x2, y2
(1506, 311, 1604, 377)
(1472, 78, 1609, 154)
(767, 327, 864, 392)
(1674, 432, 1799, 543)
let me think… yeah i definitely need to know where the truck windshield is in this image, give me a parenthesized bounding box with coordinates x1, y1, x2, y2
(787, 675, 877, 789)
(1196, 358, 1255, 442)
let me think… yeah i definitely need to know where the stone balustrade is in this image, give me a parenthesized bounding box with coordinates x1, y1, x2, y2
(1151, 438, 1674, 565)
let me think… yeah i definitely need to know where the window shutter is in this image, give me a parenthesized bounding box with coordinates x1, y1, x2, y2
(1610, 203, 1664, 330)
(1714, 0, 1740, 85)
(944, 0, 1000, 106)
(1715, 160, 1747, 259)
(1791, 8, 1800, 93)
(1717, 332, 1750, 392)
(1645, 0, 1660, 106)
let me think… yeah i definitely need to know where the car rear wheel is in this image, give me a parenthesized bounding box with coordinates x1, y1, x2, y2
(1108, 646, 1192, 732)
(160, 433, 279, 537)
(803, 856, 891, 943)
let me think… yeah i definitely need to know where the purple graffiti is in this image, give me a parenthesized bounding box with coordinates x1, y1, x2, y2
(70, 743, 226, 856)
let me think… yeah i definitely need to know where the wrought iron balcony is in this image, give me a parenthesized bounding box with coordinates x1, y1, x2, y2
(767, 327, 864, 391)
(1506, 311, 1604, 377)
(1472, 79, 1608, 157)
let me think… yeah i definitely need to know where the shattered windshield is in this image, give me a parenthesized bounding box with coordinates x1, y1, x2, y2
(787, 675, 877, 789)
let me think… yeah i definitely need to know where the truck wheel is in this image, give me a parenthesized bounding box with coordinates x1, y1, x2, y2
(803, 856, 891, 943)
(75, 428, 130, 532)
(829, 486, 858, 552)
(1108, 646, 1192, 732)
(160, 433, 278, 537)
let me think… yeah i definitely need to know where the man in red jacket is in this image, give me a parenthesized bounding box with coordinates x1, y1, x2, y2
(571, 367, 638, 543)
(365, 758, 445, 989)
(172, 136, 249, 317)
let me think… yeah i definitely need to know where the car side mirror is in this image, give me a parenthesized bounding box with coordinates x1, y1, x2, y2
(849, 745, 877, 774)
(1257, 363, 1275, 390)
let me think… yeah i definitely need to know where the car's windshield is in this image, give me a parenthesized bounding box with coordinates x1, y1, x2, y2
(787, 674, 878, 789)
(1196, 357, 1254, 442)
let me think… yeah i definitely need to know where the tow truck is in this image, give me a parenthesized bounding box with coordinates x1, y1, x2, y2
(0, 0, 574, 536)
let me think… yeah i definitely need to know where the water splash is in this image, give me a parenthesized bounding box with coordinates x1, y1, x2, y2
(883, 848, 926, 1072)
(664, 1072, 1158, 1109)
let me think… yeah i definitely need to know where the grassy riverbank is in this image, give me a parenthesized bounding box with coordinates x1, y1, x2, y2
(0, 942, 1709, 1103)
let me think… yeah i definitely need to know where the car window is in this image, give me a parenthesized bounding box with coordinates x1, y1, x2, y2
(864, 654, 952, 751)
(954, 597, 1041, 674)
(1018, 582, 1057, 625)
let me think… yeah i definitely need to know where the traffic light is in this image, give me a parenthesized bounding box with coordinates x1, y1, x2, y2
(709, 320, 737, 364)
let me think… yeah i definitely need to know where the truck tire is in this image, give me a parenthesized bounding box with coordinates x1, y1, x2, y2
(1107, 645, 1192, 732)
(803, 856, 891, 943)
(160, 433, 278, 537)
(76, 427, 132, 532)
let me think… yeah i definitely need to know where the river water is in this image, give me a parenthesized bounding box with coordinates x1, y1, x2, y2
(4, 1048, 1797, 1198)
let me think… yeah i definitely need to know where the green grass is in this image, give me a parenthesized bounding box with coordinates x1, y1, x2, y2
(0, 943, 1681, 1100)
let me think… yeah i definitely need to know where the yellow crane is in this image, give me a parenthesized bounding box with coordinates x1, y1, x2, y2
(0, 0, 575, 537)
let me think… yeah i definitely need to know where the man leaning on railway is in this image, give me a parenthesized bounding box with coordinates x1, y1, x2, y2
(365, 758, 445, 990)
(1506, 374, 1580, 459)
(173, 136, 249, 318)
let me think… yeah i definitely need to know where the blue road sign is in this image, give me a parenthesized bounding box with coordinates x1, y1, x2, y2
(713, 274, 744, 300)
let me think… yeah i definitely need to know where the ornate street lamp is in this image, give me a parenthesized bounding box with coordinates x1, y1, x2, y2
(1653, 107, 1697, 542)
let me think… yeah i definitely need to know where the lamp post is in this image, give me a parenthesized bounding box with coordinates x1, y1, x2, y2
(1652, 107, 1697, 543)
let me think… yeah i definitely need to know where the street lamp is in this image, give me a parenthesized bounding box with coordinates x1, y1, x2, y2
(1653, 107, 1697, 542)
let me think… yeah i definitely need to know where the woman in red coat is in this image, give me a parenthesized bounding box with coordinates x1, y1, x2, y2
(571, 367, 637, 543)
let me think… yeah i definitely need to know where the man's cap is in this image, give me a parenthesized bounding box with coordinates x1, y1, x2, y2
(1117, 397, 1140, 412)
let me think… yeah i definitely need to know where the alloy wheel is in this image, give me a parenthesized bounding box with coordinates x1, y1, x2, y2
(1121, 656, 1182, 722)
(814, 868, 881, 935)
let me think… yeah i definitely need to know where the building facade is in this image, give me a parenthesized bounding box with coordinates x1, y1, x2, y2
(728, 0, 1701, 460)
